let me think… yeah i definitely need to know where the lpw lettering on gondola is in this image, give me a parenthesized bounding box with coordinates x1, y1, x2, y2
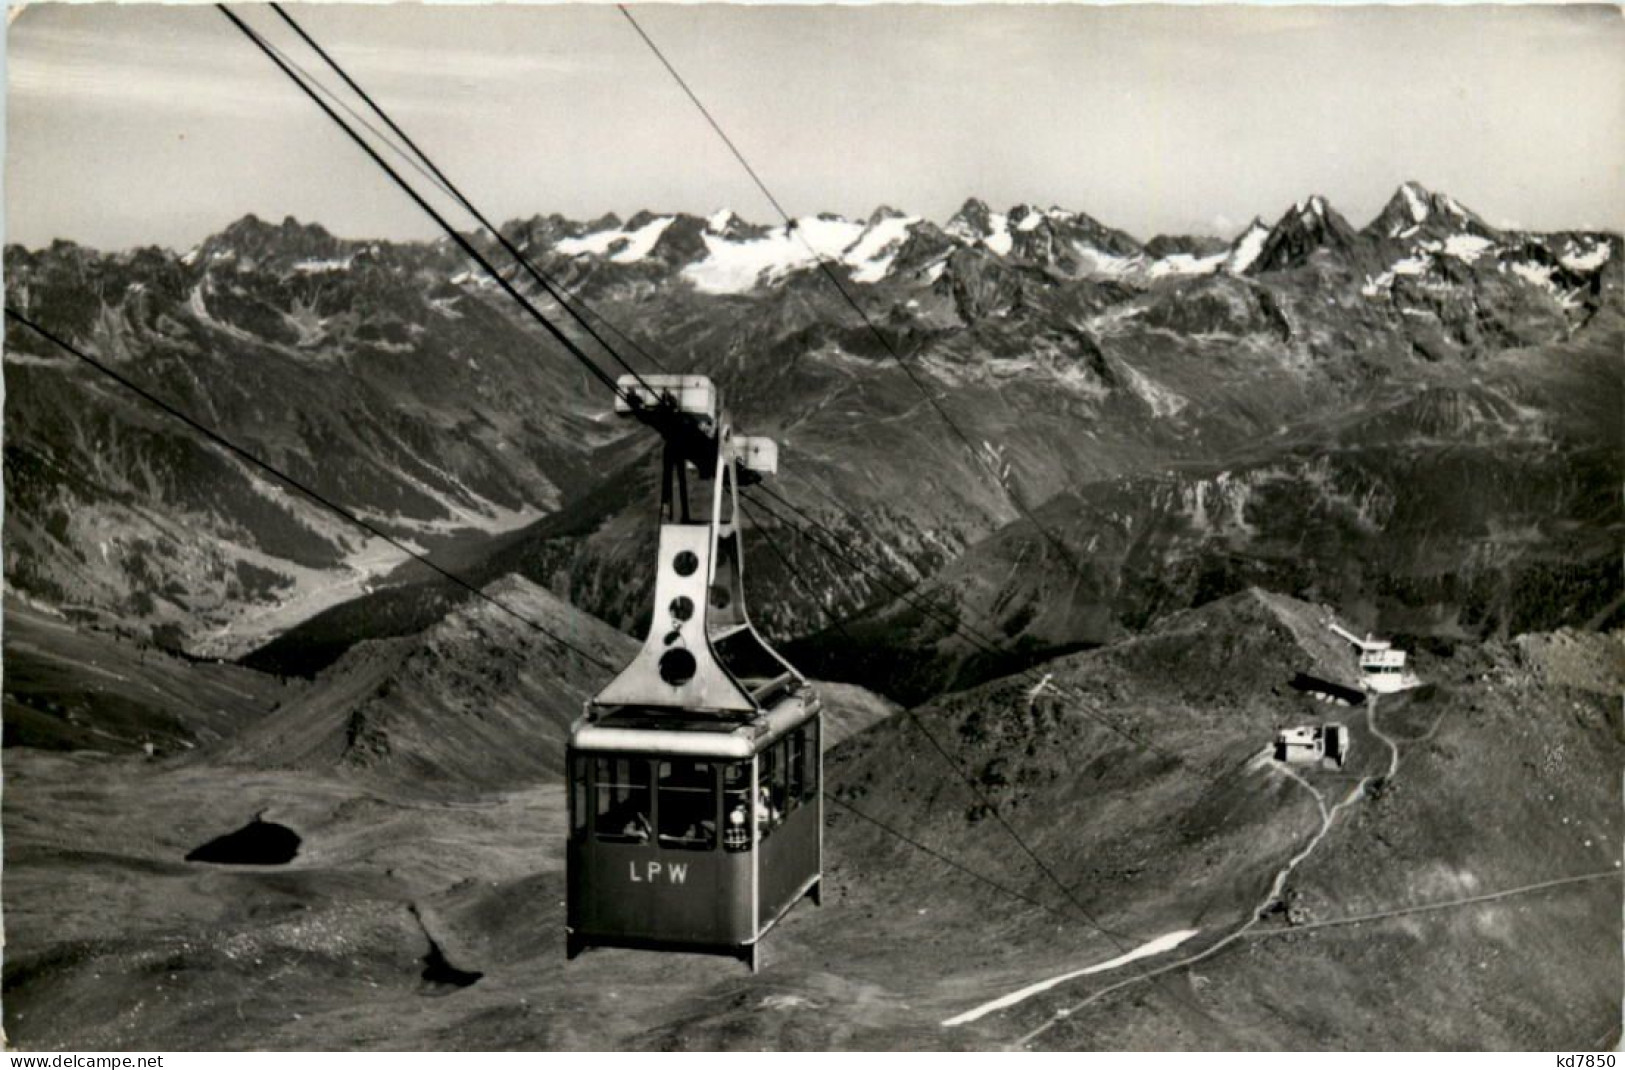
(629, 860, 689, 885)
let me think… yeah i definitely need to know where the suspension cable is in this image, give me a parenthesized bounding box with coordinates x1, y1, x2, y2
(823, 791, 1079, 925)
(743, 487, 1178, 762)
(247, 2, 1157, 766)
(208, 9, 1274, 1031)
(217, 5, 630, 403)
(253, 33, 462, 208)
(266, 3, 669, 382)
(742, 490, 1265, 1035)
(618, 3, 1088, 578)
(746, 498, 1147, 945)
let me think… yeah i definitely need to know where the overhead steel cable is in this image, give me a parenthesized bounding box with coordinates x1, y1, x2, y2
(253, 32, 464, 209)
(217, 9, 1267, 1033)
(260, 28, 649, 377)
(217, 5, 632, 405)
(265, 2, 670, 380)
(821, 791, 1078, 926)
(752, 480, 963, 624)
(4, 307, 619, 675)
(741, 487, 1180, 763)
(745, 496, 1148, 946)
(261, 3, 1161, 763)
(617, 3, 1088, 578)
(11, 285, 1206, 1029)
(742, 498, 1269, 1037)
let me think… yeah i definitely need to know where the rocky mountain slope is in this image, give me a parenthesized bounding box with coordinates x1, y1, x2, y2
(216, 184, 1620, 696)
(6, 185, 1619, 698)
(220, 574, 637, 791)
(799, 311, 1622, 701)
(818, 589, 1622, 1049)
(3, 218, 624, 656)
(6, 589, 1616, 1049)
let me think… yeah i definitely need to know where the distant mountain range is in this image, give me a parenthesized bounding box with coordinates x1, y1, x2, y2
(482, 182, 1613, 300)
(5, 183, 1619, 698)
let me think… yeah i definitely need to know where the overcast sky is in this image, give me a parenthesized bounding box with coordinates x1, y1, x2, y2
(7, 3, 1623, 251)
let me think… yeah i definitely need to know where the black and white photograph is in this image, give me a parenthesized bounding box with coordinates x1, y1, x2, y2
(2, 0, 1621, 1053)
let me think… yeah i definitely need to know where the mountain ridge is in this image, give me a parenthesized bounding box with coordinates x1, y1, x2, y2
(5, 182, 1619, 696)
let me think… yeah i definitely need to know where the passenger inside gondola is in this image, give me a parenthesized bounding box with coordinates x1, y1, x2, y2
(595, 756, 653, 845)
(758, 746, 786, 836)
(657, 759, 716, 850)
(756, 786, 779, 831)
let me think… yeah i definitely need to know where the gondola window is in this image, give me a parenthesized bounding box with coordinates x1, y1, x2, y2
(786, 730, 805, 809)
(799, 722, 820, 804)
(570, 755, 589, 839)
(657, 759, 716, 851)
(595, 756, 652, 844)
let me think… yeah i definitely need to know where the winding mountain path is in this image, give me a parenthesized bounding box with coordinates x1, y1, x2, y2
(1009, 698, 1401, 1046)
(1244, 869, 1622, 938)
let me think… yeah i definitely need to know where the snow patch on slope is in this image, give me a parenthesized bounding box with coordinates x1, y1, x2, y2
(292, 257, 354, 274)
(555, 216, 675, 262)
(1148, 252, 1226, 279)
(1559, 240, 1611, 273)
(1070, 242, 1141, 277)
(942, 929, 1201, 1026)
(1361, 252, 1434, 297)
(187, 283, 256, 342)
(844, 214, 921, 283)
(610, 216, 674, 262)
(1442, 234, 1495, 263)
(1225, 223, 1270, 274)
(682, 216, 867, 294)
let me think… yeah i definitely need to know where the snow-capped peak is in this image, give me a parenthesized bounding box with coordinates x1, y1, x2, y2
(1400, 181, 1430, 225)
(944, 197, 995, 240)
(1014, 205, 1046, 232)
(1224, 218, 1270, 274)
(844, 212, 920, 282)
(1295, 195, 1328, 221)
(706, 208, 736, 233)
(555, 214, 675, 263)
(1367, 183, 1498, 243)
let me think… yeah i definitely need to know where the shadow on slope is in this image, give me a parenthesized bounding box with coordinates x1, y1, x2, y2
(222, 575, 636, 793)
(185, 816, 301, 866)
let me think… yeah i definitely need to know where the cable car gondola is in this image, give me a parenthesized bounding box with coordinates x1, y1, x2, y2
(566, 375, 822, 970)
